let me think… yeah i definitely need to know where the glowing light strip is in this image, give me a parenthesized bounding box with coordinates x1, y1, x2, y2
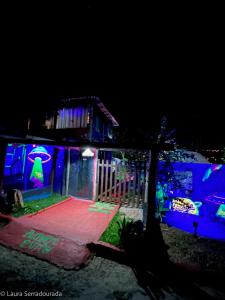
(202, 164, 223, 182)
(214, 195, 225, 199)
(205, 193, 225, 205)
(28, 152, 52, 164)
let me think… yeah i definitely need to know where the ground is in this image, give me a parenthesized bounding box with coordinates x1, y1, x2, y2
(0, 223, 225, 299)
(0, 244, 149, 300)
(161, 223, 225, 299)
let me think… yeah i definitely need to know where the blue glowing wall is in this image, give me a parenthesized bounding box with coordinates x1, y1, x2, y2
(66, 148, 94, 200)
(3, 143, 56, 192)
(3, 144, 27, 191)
(158, 161, 225, 241)
(53, 148, 65, 195)
(157, 162, 225, 202)
(3, 143, 95, 200)
(4, 144, 26, 178)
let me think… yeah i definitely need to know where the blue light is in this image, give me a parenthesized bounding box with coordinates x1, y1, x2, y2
(158, 162, 225, 241)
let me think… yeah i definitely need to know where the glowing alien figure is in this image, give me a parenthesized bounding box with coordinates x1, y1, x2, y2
(28, 146, 51, 188)
(202, 164, 223, 182)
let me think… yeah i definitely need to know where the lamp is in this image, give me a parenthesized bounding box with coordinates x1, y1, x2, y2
(82, 148, 94, 157)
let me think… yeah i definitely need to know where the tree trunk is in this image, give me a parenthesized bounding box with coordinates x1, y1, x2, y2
(146, 147, 159, 232)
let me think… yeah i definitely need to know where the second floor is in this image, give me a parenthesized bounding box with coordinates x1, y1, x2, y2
(28, 96, 119, 143)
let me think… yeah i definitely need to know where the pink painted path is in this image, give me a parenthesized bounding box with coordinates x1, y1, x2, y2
(0, 220, 90, 269)
(17, 197, 119, 245)
(0, 197, 119, 269)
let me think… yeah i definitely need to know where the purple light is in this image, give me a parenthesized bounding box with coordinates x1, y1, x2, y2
(205, 192, 225, 205)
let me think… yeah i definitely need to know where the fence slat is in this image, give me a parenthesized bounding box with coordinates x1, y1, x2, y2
(96, 158, 146, 207)
(117, 163, 122, 202)
(95, 159, 100, 201)
(109, 161, 113, 202)
(113, 161, 117, 202)
(104, 160, 109, 202)
(100, 160, 104, 201)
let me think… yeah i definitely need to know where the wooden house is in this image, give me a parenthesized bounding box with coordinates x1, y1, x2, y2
(0, 97, 121, 202)
(28, 96, 119, 143)
(0, 97, 147, 214)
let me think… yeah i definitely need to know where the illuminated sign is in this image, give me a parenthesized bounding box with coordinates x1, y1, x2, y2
(172, 197, 202, 215)
(216, 204, 225, 219)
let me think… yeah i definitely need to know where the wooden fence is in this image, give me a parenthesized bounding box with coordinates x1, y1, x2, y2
(96, 159, 147, 207)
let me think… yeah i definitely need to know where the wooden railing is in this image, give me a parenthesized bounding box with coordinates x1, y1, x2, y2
(96, 159, 146, 207)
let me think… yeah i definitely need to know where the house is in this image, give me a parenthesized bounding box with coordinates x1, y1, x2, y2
(0, 96, 147, 212)
(0, 97, 122, 203)
(28, 96, 119, 143)
(2, 96, 224, 241)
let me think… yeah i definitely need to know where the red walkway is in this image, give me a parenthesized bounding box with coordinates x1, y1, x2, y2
(0, 197, 119, 269)
(17, 197, 119, 245)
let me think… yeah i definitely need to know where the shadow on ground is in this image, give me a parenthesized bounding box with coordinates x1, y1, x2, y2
(88, 219, 225, 300)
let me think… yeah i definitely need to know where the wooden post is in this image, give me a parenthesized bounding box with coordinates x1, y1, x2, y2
(50, 147, 58, 194)
(65, 148, 70, 195)
(145, 146, 159, 233)
(104, 160, 109, 201)
(92, 149, 98, 201)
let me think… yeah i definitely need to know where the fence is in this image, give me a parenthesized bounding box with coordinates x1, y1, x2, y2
(96, 159, 147, 207)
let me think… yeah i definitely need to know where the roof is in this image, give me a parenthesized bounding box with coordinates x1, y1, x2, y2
(58, 96, 119, 127)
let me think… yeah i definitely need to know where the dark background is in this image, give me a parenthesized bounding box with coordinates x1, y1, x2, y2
(0, 2, 224, 147)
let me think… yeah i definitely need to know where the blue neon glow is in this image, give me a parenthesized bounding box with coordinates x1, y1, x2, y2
(158, 162, 225, 241)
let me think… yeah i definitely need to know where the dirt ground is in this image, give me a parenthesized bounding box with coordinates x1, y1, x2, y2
(0, 244, 150, 300)
(160, 223, 225, 300)
(0, 223, 225, 299)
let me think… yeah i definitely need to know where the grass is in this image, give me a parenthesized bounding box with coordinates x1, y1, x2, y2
(89, 202, 116, 214)
(12, 194, 68, 217)
(100, 212, 133, 247)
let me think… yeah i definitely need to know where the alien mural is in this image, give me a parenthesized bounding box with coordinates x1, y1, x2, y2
(27, 146, 51, 188)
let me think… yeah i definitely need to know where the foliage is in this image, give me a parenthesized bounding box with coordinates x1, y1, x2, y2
(157, 115, 176, 145)
(100, 212, 133, 247)
(119, 219, 144, 251)
(12, 194, 68, 217)
(155, 116, 196, 220)
(117, 214, 134, 237)
(156, 149, 196, 220)
(112, 149, 147, 163)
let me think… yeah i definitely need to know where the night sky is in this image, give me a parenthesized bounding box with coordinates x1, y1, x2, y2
(1, 3, 224, 147)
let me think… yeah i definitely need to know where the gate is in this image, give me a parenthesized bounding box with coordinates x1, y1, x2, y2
(96, 159, 147, 207)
